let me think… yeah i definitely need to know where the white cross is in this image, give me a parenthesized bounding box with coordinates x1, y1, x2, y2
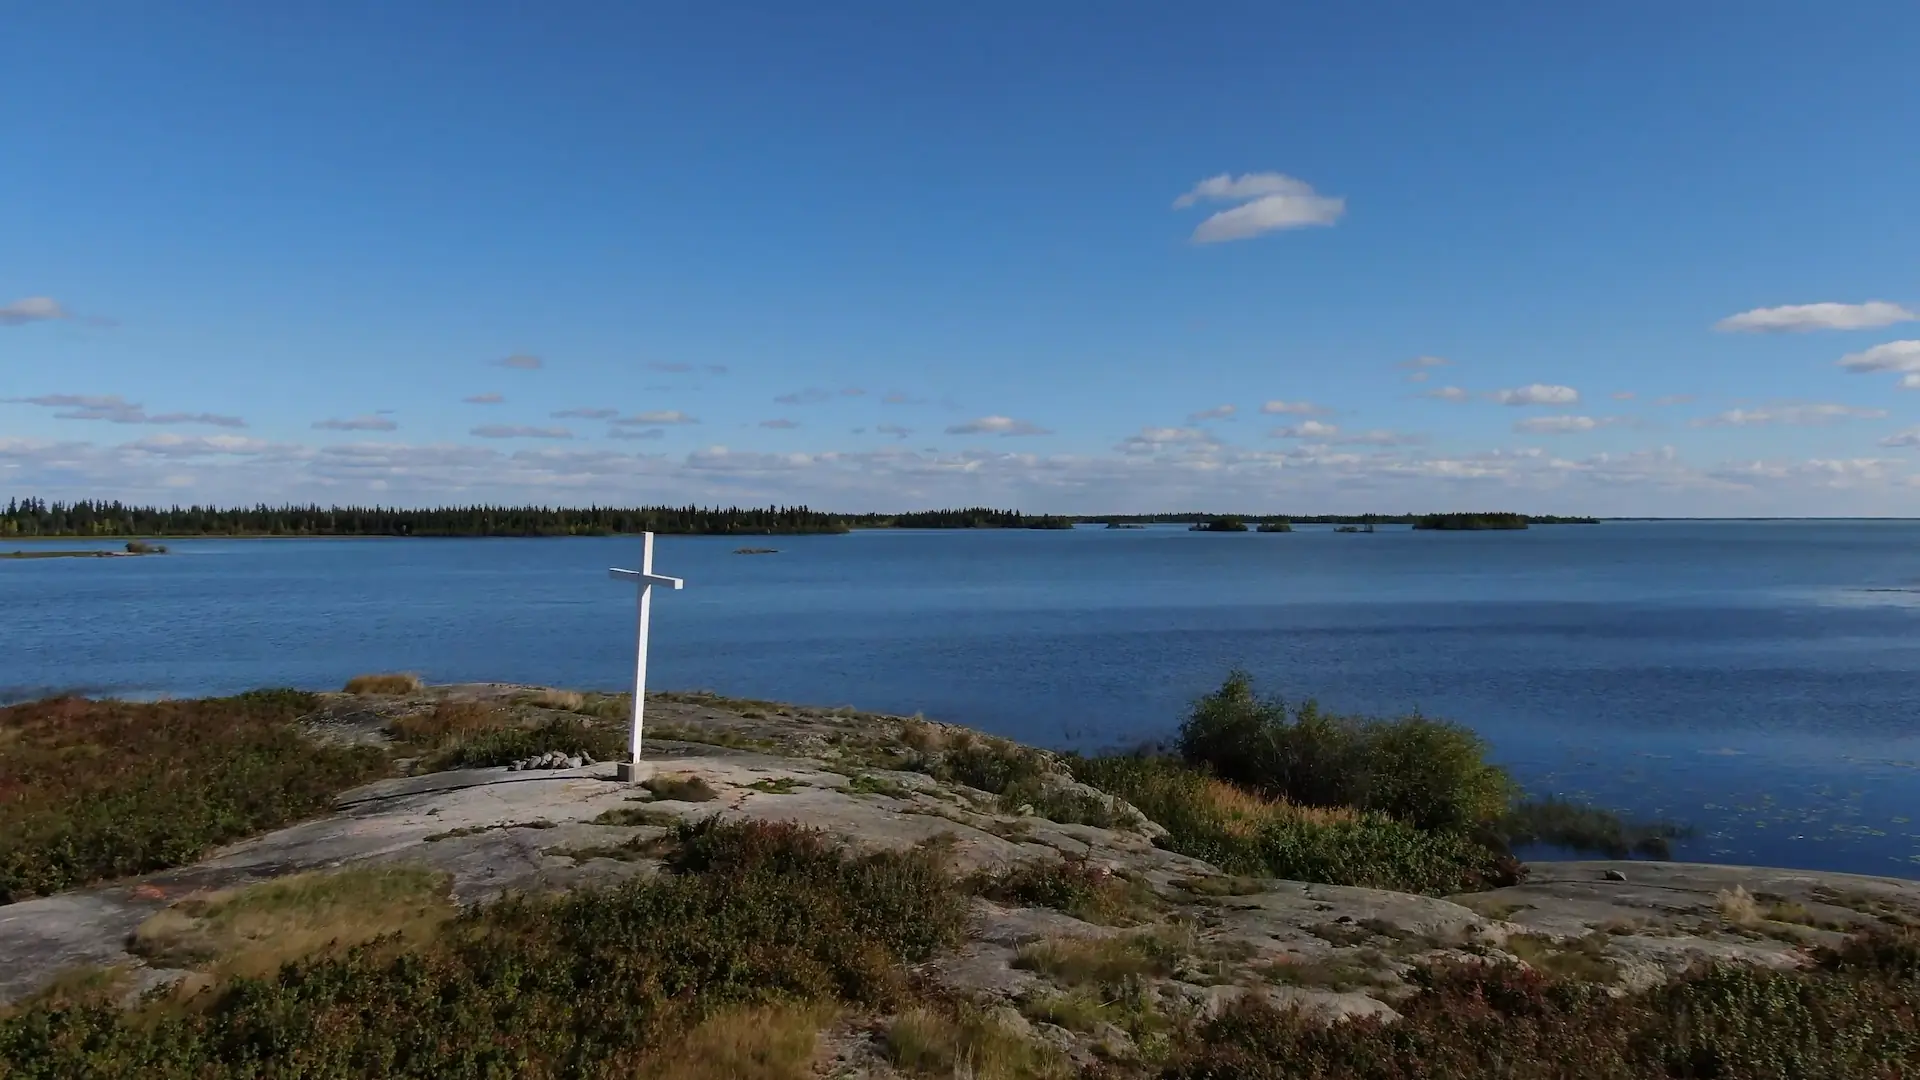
(608, 532, 684, 781)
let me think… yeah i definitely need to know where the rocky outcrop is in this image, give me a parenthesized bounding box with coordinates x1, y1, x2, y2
(6, 685, 1920, 1070)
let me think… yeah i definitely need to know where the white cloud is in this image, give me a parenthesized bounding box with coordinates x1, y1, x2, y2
(1691, 404, 1887, 427)
(1716, 301, 1916, 333)
(607, 427, 664, 440)
(946, 415, 1051, 437)
(1399, 356, 1450, 370)
(1514, 415, 1609, 435)
(775, 388, 835, 405)
(1271, 420, 1341, 439)
(1880, 428, 1920, 448)
(313, 415, 398, 432)
(1118, 426, 1216, 454)
(0, 296, 69, 326)
(1258, 399, 1326, 415)
(1611, 392, 1636, 401)
(882, 392, 922, 406)
(1653, 394, 1696, 406)
(875, 424, 912, 439)
(494, 354, 543, 370)
(1187, 405, 1236, 422)
(1173, 173, 1345, 243)
(615, 410, 699, 426)
(1838, 340, 1920, 377)
(462, 393, 505, 405)
(1490, 384, 1580, 406)
(1421, 386, 1471, 403)
(760, 418, 800, 430)
(3, 393, 245, 427)
(471, 425, 573, 439)
(124, 433, 274, 456)
(552, 407, 619, 419)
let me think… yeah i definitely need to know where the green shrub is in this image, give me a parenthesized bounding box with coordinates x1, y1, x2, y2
(974, 855, 1157, 925)
(1176, 671, 1514, 831)
(0, 694, 388, 903)
(0, 820, 969, 1076)
(1073, 755, 1517, 895)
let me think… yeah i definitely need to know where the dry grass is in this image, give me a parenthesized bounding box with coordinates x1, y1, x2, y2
(1260, 950, 1399, 992)
(526, 689, 585, 711)
(388, 701, 509, 749)
(644, 773, 721, 803)
(343, 672, 423, 696)
(1197, 777, 1364, 838)
(130, 863, 455, 979)
(636, 1001, 835, 1080)
(1506, 932, 1617, 983)
(1717, 885, 1762, 927)
(886, 1006, 1070, 1080)
(1013, 929, 1189, 986)
(899, 717, 947, 753)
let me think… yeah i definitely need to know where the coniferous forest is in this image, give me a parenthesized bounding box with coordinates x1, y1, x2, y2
(0, 498, 1592, 537)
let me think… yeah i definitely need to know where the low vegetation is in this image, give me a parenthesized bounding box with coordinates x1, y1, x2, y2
(974, 855, 1160, 926)
(642, 772, 721, 803)
(0, 692, 387, 903)
(886, 1004, 1071, 1079)
(393, 702, 623, 770)
(1156, 926, 1920, 1078)
(0, 820, 970, 1077)
(344, 671, 423, 695)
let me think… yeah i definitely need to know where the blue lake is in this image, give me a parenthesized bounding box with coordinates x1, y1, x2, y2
(4, 521, 1918, 878)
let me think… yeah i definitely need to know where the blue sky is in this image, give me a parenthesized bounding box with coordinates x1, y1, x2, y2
(4, 2, 1918, 514)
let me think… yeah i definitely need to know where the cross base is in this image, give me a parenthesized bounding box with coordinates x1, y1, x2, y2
(615, 760, 646, 783)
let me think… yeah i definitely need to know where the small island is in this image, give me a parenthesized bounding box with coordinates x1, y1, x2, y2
(1189, 516, 1250, 533)
(1334, 524, 1376, 534)
(3, 540, 167, 560)
(1255, 519, 1293, 533)
(1412, 512, 1531, 531)
(731, 547, 778, 555)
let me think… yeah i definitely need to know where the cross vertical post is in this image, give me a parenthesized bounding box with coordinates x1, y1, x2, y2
(608, 532, 684, 781)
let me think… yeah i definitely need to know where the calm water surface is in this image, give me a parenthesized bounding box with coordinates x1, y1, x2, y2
(5, 522, 1918, 877)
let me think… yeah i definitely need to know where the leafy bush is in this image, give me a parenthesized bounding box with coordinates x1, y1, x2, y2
(974, 855, 1157, 926)
(1073, 755, 1518, 895)
(0, 693, 388, 902)
(0, 820, 970, 1077)
(1177, 671, 1514, 831)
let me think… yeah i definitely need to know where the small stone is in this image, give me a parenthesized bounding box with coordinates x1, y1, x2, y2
(565, 755, 584, 769)
(506, 762, 519, 772)
(1603, 869, 1628, 882)
(580, 752, 596, 765)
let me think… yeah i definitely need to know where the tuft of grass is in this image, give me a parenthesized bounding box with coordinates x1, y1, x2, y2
(1175, 875, 1269, 898)
(1260, 951, 1398, 992)
(426, 715, 624, 771)
(343, 672, 423, 696)
(886, 1005, 1070, 1080)
(0, 692, 387, 903)
(423, 820, 556, 841)
(388, 700, 510, 750)
(1014, 931, 1186, 986)
(644, 773, 721, 803)
(847, 773, 914, 799)
(593, 805, 686, 828)
(747, 777, 808, 794)
(527, 688, 585, 712)
(129, 863, 454, 978)
(1716, 885, 1762, 927)
(636, 1001, 834, 1080)
(975, 856, 1159, 926)
(1505, 933, 1617, 983)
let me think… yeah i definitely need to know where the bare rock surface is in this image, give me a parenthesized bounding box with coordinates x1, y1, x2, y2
(8, 683, 1920, 1066)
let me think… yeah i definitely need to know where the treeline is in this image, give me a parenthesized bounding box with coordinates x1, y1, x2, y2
(1, 498, 1594, 537)
(854, 508, 1074, 530)
(0, 499, 853, 537)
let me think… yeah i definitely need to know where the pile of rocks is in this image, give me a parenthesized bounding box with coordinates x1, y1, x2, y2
(506, 750, 596, 771)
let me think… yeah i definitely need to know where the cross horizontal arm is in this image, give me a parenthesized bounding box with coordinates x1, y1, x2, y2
(609, 567, 684, 589)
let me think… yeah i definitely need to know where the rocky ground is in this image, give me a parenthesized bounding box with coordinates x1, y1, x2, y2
(6, 684, 1919, 1073)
